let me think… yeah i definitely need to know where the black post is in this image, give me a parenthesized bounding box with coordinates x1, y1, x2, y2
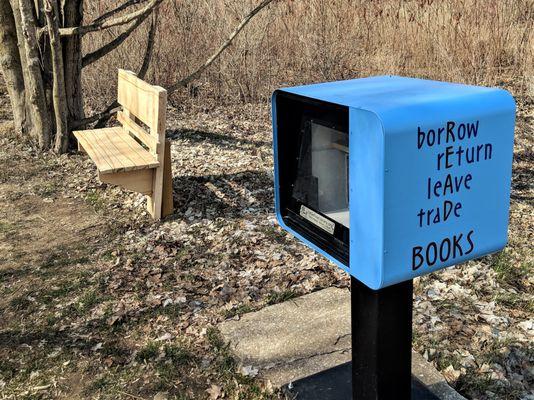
(351, 276, 413, 400)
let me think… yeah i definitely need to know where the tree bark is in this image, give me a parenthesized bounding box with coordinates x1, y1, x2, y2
(33, 0, 42, 23)
(45, 0, 68, 153)
(34, 0, 54, 131)
(61, 0, 84, 127)
(9, 0, 33, 135)
(18, 0, 51, 148)
(0, 0, 27, 136)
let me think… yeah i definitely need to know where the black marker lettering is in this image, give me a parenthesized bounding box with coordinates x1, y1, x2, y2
(465, 230, 475, 255)
(412, 246, 424, 270)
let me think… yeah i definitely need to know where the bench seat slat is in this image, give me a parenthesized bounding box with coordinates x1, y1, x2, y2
(73, 127, 159, 174)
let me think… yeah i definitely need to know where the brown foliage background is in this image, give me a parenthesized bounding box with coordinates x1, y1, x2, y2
(83, 0, 534, 111)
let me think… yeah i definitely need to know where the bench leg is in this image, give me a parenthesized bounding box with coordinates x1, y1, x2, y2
(147, 169, 163, 220)
(147, 140, 173, 219)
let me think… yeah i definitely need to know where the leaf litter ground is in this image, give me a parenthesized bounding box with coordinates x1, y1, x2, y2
(0, 87, 532, 400)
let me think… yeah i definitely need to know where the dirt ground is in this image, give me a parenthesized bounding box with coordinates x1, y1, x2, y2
(0, 84, 532, 400)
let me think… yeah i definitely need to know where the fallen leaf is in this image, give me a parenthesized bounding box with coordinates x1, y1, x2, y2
(241, 365, 259, 377)
(156, 333, 173, 341)
(442, 365, 461, 382)
(206, 384, 223, 399)
(91, 342, 103, 352)
(154, 392, 168, 400)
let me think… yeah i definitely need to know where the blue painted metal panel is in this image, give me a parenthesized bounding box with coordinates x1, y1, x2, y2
(272, 76, 516, 289)
(349, 109, 384, 288)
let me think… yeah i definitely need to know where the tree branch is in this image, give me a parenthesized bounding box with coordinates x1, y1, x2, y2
(92, 10, 158, 129)
(82, 12, 147, 68)
(74, 0, 275, 129)
(91, 0, 147, 24)
(167, 0, 275, 94)
(58, 0, 162, 36)
(69, 105, 122, 129)
(138, 10, 157, 78)
(72, 12, 158, 130)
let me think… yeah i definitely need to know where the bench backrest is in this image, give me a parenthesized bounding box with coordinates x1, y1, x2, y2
(116, 69, 167, 158)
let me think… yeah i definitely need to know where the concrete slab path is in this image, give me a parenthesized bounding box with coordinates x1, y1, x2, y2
(220, 287, 465, 400)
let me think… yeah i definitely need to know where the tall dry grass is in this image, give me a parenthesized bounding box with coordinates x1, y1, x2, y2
(82, 0, 534, 110)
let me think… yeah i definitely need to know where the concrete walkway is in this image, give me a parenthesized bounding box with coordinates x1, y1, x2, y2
(220, 287, 465, 400)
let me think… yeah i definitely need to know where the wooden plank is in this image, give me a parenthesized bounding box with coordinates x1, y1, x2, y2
(77, 138, 86, 153)
(73, 127, 159, 174)
(101, 128, 146, 170)
(146, 89, 167, 220)
(117, 111, 159, 153)
(102, 130, 159, 173)
(93, 128, 131, 173)
(74, 129, 115, 173)
(81, 128, 130, 173)
(99, 169, 153, 195)
(117, 69, 165, 131)
(118, 69, 166, 98)
(112, 129, 159, 167)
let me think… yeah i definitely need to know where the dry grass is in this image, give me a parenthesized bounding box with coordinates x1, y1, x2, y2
(82, 0, 534, 111)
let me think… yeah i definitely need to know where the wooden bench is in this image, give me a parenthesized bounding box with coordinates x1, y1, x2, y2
(74, 69, 173, 219)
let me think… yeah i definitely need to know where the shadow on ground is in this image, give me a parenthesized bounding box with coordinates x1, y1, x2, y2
(170, 169, 274, 219)
(168, 128, 270, 149)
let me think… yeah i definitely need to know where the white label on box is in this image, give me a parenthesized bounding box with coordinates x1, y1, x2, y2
(300, 205, 335, 235)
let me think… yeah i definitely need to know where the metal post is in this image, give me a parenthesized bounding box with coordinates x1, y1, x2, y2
(351, 276, 413, 400)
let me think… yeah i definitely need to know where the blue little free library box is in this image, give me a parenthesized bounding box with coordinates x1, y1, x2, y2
(272, 76, 515, 289)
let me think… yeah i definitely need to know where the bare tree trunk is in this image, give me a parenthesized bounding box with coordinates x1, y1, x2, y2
(0, 0, 27, 135)
(62, 0, 84, 127)
(2, 0, 273, 153)
(18, 0, 51, 148)
(34, 0, 54, 132)
(10, 0, 30, 96)
(44, 0, 68, 153)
